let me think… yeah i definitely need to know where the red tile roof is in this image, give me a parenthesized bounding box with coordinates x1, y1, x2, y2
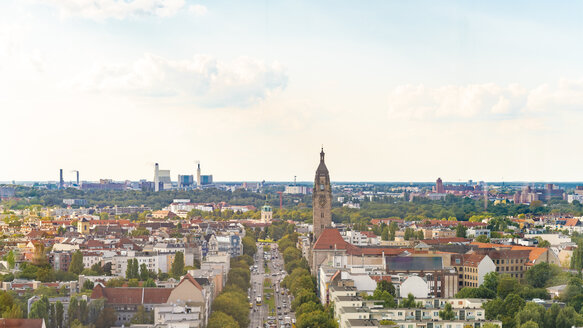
(313, 228, 350, 250)
(370, 275, 392, 283)
(0, 319, 44, 328)
(178, 273, 203, 291)
(565, 218, 580, 227)
(360, 231, 377, 238)
(421, 237, 470, 245)
(462, 253, 486, 267)
(91, 284, 172, 304)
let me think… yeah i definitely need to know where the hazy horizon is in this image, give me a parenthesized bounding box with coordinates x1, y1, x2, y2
(2, 1, 583, 182)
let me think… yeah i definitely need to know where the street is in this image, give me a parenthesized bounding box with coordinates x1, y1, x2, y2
(249, 242, 295, 328)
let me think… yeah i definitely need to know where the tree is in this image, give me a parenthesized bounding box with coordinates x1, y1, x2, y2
(456, 224, 467, 238)
(49, 303, 57, 328)
(140, 263, 149, 281)
(90, 263, 104, 275)
(483, 272, 499, 293)
(211, 292, 249, 328)
(296, 310, 336, 328)
(519, 321, 539, 328)
(207, 311, 240, 328)
(30, 295, 50, 323)
(376, 280, 396, 297)
(498, 275, 520, 299)
(2, 304, 23, 319)
(132, 259, 139, 279)
(515, 302, 545, 328)
(82, 280, 94, 291)
(475, 235, 490, 243)
(130, 305, 154, 324)
(68, 297, 79, 326)
(68, 250, 84, 275)
(4, 250, 15, 269)
(290, 275, 314, 295)
(555, 306, 581, 328)
(484, 298, 505, 320)
(291, 289, 319, 312)
(94, 307, 116, 328)
(171, 252, 185, 279)
(79, 299, 88, 324)
(524, 262, 557, 288)
(400, 293, 417, 308)
(56, 302, 64, 328)
(503, 293, 525, 318)
(439, 303, 455, 320)
(242, 236, 257, 257)
(126, 259, 135, 279)
(143, 278, 156, 287)
(296, 301, 324, 317)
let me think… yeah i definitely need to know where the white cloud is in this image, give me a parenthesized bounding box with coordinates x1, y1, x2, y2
(188, 4, 207, 16)
(388, 80, 583, 120)
(39, 0, 186, 20)
(74, 53, 288, 108)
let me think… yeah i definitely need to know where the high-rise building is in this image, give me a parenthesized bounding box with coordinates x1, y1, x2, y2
(313, 148, 332, 241)
(436, 177, 445, 193)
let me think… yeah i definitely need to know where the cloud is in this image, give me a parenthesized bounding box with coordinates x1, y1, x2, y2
(188, 4, 207, 16)
(74, 53, 288, 108)
(388, 80, 583, 120)
(39, 0, 187, 20)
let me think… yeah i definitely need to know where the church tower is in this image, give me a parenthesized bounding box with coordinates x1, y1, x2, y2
(313, 147, 332, 241)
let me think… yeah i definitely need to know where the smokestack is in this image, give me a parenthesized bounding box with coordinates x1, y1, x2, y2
(59, 169, 64, 189)
(76, 171, 79, 185)
(196, 162, 201, 188)
(154, 163, 160, 192)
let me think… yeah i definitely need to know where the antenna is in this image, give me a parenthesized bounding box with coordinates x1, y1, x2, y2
(294, 176, 297, 186)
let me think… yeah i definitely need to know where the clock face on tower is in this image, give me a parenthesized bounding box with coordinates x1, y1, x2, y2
(318, 195, 327, 207)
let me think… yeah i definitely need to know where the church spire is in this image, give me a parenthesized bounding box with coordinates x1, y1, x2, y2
(320, 146, 325, 162)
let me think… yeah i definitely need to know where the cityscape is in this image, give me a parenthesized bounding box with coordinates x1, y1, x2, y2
(3, 2, 583, 328)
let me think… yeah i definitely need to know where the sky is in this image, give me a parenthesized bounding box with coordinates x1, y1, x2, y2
(2, 0, 583, 183)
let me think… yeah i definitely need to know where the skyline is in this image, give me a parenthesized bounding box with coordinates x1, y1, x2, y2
(2, 1, 583, 182)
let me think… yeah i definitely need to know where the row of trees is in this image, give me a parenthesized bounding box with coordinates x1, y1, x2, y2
(278, 233, 337, 328)
(207, 255, 254, 328)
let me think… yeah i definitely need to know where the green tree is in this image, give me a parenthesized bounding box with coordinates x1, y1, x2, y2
(498, 275, 520, 299)
(456, 224, 467, 238)
(400, 293, 417, 308)
(296, 301, 324, 317)
(82, 280, 94, 291)
(475, 235, 490, 243)
(555, 306, 581, 328)
(211, 292, 249, 328)
(515, 302, 545, 328)
(207, 311, 240, 328)
(95, 307, 116, 328)
(171, 252, 185, 279)
(56, 302, 64, 328)
(524, 262, 557, 288)
(143, 278, 156, 287)
(503, 293, 526, 318)
(4, 250, 15, 269)
(30, 295, 50, 323)
(140, 263, 149, 281)
(68, 297, 79, 326)
(519, 321, 539, 328)
(242, 236, 257, 257)
(439, 302, 456, 320)
(132, 259, 139, 279)
(483, 272, 499, 293)
(130, 305, 154, 324)
(2, 304, 23, 319)
(68, 250, 84, 275)
(296, 310, 336, 328)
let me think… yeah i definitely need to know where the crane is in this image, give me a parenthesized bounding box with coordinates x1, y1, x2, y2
(276, 191, 283, 210)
